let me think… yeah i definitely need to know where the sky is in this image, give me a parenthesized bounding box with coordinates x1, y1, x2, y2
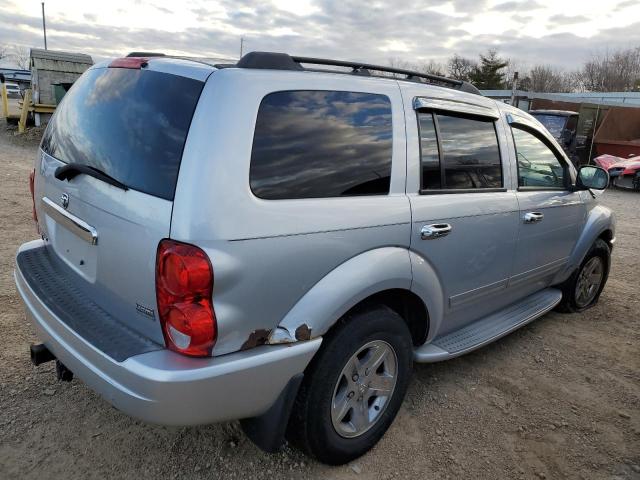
(0, 0, 639, 70)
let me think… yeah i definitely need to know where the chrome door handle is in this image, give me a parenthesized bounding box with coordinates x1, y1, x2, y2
(421, 223, 452, 240)
(523, 212, 544, 224)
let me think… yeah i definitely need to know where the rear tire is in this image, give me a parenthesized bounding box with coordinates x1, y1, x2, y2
(287, 306, 413, 465)
(556, 239, 610, 313)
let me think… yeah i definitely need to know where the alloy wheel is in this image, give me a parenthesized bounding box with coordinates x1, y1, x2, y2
(575, 256, 604, 308)
(330, 340, 398, 438)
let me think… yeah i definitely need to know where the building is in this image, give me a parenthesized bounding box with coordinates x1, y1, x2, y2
(0, 68, 31, 90)
(30, 48, 93, 125)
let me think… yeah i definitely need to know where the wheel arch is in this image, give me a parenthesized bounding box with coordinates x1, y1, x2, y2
(336, 288, 430, 346)
(269, 247, 431, 346)
(561, 203, 615, 281)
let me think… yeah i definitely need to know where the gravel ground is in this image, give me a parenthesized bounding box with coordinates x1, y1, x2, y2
(0, 121, 638, 480)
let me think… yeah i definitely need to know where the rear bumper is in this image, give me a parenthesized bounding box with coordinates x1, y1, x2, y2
(15, 240, 321, 426)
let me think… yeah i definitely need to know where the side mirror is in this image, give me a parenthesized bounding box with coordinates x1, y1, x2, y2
(576, 165, 609, 191)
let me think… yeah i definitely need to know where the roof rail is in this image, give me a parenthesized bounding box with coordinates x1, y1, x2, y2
(232, 52, 481, 95)
(126, 52, 166, 58)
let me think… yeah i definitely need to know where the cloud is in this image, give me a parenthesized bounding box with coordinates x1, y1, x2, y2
(491, 1, 543, 12)
(0, 0, 638, 71)
(449, 21, 640, 68)
(548, 14, 590, 25)
(614, 0, 638, 10)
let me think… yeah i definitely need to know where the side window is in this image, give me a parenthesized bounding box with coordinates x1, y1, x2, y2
(512, 127, 566, 189)
(250, 90, 393, 199)
(418, 112, 502, 191)
(418, 113, 441, 189)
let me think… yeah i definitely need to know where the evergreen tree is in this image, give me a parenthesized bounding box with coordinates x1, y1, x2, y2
(469, 50, 509, 89)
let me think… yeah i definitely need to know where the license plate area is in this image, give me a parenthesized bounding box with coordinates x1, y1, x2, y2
(43, 198, 98, 283)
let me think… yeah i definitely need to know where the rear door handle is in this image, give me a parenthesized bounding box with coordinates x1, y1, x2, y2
(421, 223, 452, 240)
(523, 212, 544, 224)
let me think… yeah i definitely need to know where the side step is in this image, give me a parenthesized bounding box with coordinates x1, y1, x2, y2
(414, 288, 562, 363)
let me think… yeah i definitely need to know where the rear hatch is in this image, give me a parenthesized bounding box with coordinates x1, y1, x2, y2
(34, 60, 208, 345)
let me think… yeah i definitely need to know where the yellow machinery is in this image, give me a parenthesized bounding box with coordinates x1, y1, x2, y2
(2, 82, 56, 133)
(1, 88, 55, 133)
(1, 82, 9, 119)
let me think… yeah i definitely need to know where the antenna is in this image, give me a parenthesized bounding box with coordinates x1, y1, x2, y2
(41, 2, 47, 50)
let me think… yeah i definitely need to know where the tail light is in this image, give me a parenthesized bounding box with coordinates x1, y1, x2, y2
(156, 239, 217, 356)
(29, 168, 39, 227)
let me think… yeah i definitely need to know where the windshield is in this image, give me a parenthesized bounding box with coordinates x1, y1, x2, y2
(41, 67, 204, 200)
(530, 114, 568, 140)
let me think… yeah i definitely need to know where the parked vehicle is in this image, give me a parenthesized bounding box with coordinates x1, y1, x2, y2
(594, 154, 640, 190)
(15, 52, 615, 465)
(529, 109, 579, 162)
(608, 157, 640, 190)
(4, 82, 22, 99)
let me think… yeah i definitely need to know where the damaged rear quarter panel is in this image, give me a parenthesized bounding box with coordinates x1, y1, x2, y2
(270, 247, 413, 343)
(200, 233, 411, 355)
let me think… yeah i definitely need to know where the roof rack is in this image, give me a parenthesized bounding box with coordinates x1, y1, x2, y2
(126, 52, 166, 58)
(230, 52, 481, 95)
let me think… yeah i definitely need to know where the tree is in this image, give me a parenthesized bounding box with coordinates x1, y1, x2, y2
(0, 44, 7, 61)
(447, 54, 476, 81)
(581, 47, 640, 92)
(468, 50, 509, 89)
(12, 45, 30, 70)
(416, 59, 446, 77)
(524, 65, 573, 92)
(386, 57, 446, 78)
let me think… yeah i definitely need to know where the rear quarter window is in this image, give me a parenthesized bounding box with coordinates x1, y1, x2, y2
(249, 90, 393, 199)
(41, 67, 204, 200)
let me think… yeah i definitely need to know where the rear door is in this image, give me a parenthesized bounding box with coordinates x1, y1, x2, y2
(34, 61, 208, 344)
(506, 115, 583, 295)
(401, 89, 520, 335)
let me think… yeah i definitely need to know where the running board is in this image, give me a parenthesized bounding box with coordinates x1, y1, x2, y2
(414, 288, 562, 363)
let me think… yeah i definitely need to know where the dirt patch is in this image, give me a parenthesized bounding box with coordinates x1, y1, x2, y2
(0, 119, 638, 479)
(3, 120, 46, 149)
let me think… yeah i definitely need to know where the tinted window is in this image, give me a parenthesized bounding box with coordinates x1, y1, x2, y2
(418, 112, 441, 189)
(512, 127, 566, 188)
(418, 112, 502, 190)
(250, 90, 392, 199)
(530, 114, 567, 140)
(41, 67, 204, 200)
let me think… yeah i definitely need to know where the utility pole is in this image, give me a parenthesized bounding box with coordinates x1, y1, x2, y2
(240, 37, 244, 58)
(41, 2, 48, 50)
(510, 71, 519, 106)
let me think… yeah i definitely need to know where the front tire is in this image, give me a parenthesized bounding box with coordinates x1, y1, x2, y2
(287, 306, 413, 465)
(557, 238, 610, 313)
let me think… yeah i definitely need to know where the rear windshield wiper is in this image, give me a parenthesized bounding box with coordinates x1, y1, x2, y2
(55, 163, 129, 191)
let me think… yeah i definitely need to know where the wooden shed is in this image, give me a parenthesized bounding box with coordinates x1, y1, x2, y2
(30, 48, 93, 125)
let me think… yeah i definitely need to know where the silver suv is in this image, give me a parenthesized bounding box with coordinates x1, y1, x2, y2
(15, 52, 614, 464)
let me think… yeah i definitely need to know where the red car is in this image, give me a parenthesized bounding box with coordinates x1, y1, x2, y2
(594, 154, 640, 190)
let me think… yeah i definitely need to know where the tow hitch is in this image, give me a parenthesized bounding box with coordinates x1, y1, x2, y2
(30, 343, 74, 381)
(55, 360, 73, 382)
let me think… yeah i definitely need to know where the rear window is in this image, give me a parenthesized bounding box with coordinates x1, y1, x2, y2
(249, 90, 393, 199)
(41, 67, 204, 200)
